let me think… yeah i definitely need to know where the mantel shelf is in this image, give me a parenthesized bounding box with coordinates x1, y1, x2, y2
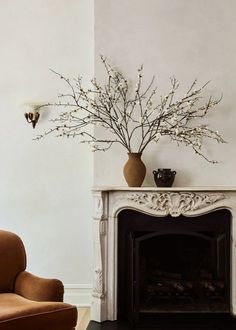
(92, 186, 236, 192)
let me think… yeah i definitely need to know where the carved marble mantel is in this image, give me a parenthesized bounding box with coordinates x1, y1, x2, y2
(91, 187, 236, 322)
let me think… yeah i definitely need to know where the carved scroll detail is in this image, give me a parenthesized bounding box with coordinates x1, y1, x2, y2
(92, 268, 105, 298)
(100, 220, 107, 236)
(94, 194, 103, 220)
(128, 192, 225, 217)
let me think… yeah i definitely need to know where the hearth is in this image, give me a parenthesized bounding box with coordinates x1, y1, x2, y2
(118, 209, 230, 325)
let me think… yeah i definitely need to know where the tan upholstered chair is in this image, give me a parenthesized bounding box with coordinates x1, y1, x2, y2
(0, 230, 78, 330)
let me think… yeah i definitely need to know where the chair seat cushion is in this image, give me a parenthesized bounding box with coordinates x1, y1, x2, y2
(0, 293, 77, 330)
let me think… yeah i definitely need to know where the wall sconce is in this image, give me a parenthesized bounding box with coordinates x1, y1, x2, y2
(23, 103, 44, 129)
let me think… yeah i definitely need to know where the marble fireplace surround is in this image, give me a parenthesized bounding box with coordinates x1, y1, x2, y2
(91, 187, 236, 322)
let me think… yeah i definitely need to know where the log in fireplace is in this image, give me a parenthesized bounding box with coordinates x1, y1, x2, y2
(118, 209, 231, 325)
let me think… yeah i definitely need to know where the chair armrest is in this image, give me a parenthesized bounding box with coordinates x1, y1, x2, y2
(14, 271, 64, 302)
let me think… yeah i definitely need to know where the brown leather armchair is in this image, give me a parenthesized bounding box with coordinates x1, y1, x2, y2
(0, 230, 78, 330)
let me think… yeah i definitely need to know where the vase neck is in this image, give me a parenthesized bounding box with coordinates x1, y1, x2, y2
(128, 152, 142, 158)
(128, 152, 142, 155)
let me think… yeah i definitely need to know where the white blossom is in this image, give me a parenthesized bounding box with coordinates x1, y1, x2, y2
(175, 128, 180, 135)
(36, 56, 225, 164)
(170, 113, 178, 124)
(139, 116, 144, 124)
(117, 118, 123, 125)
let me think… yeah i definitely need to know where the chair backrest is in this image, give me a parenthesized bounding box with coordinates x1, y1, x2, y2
(0, 230, 26, 292)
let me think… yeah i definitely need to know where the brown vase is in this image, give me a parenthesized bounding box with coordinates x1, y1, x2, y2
(123, 153, 146, 187)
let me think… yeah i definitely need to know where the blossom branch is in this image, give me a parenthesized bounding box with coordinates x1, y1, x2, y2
(36, 56, 225, 163)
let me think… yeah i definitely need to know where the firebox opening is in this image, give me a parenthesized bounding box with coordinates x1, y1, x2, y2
(118, 209, 231, 324)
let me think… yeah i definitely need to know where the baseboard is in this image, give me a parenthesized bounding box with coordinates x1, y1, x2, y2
(64, 284, 92, 307)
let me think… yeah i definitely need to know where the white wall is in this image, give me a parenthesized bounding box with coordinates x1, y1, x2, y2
(94, 0, 236, 187)
(1, 0, 236, 309)
(0, 0, 94, 305)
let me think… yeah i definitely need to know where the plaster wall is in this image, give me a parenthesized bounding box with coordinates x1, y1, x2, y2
(94, 0, 236, 187)
(0, 0, 94, 305)
(1, 0, 236, 309)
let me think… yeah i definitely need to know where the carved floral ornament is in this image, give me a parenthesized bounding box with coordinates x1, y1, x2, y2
(92, 269, 105, 299)
(127, 192, 226, 217)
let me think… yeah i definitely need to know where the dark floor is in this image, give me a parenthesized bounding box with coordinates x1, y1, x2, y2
(87, 313, 236, 330)
(87, 320, 131, 330)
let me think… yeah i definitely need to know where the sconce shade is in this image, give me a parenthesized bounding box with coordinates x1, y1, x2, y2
(24, 112, 40, 129)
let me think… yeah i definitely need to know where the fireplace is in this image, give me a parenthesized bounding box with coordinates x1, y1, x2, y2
(90, 187, 236, 324)
(118, 209, 231, 324)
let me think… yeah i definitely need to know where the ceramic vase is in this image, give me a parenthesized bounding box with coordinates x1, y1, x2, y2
(153, 168, 176, 187)
(123, 153, 146, 187)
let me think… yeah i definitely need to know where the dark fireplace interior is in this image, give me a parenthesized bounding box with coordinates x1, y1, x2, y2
(118, 209, 231, 326)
